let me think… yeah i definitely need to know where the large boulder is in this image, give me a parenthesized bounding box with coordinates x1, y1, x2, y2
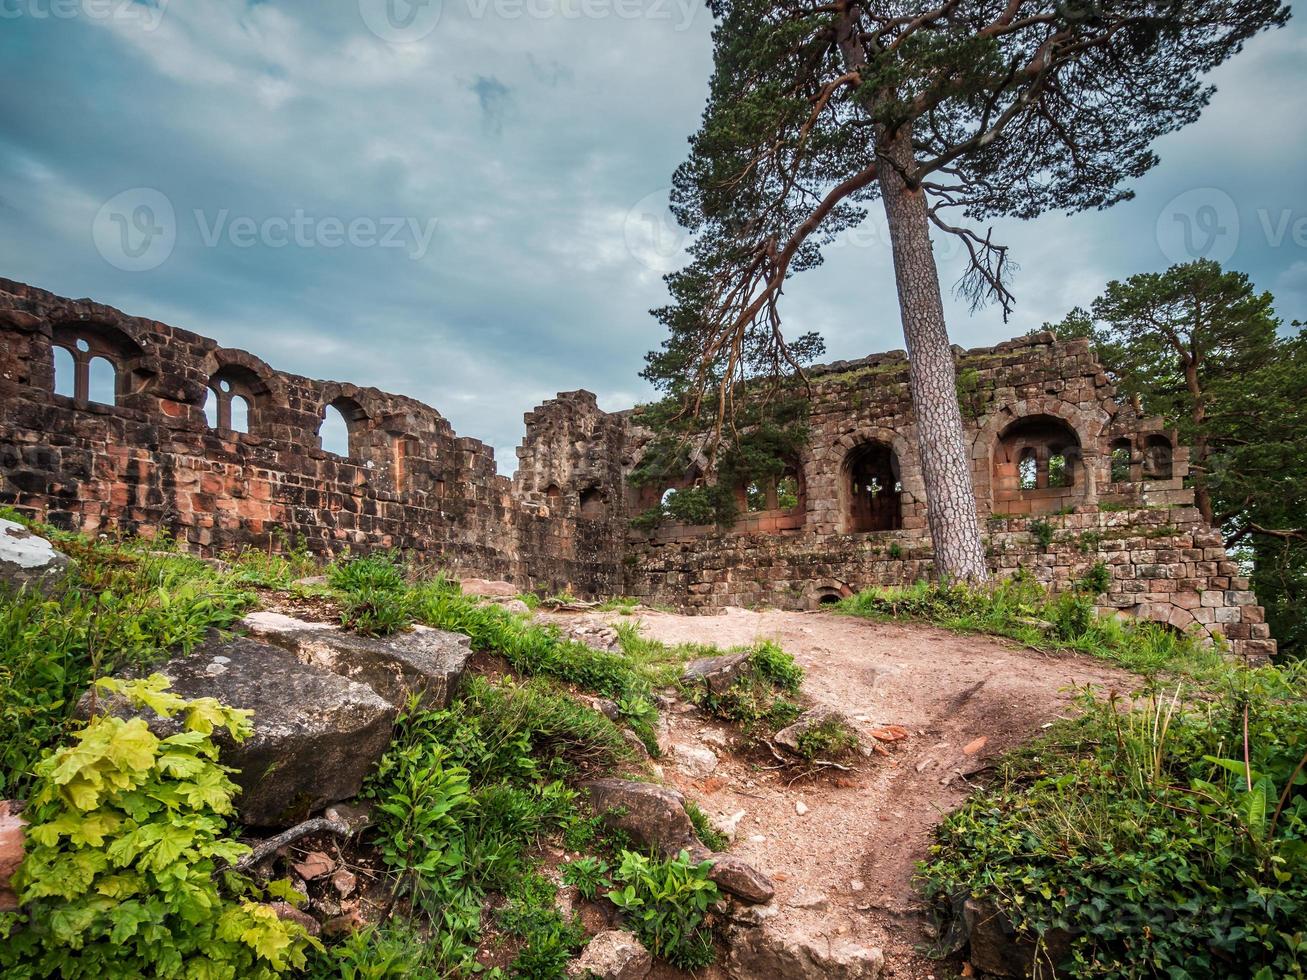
(682, 651, 753, 695)
(243, 613, 471, 709)
(83, 634, 396, 827)
(581, 779, 775, 904)
(1, 801, 25, 912)
(0, 519, 69, 594)
(459, 577, 519, 598)
(566, 930, 652, 980)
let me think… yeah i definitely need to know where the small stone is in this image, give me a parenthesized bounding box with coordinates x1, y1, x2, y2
(566, 929, 652, 979)
(788, 889, 829, 911)
(851, 879, 865, 892)
(322, 909, 365, 937)
(673, 742, 719, 778)
(714, 810, 747, 841)
(963, 736, 989, 756)
(294, 851, 335, 881)
(268, 901, 320, 937)
(794, 800, 808, 816)
(331, 868, 357, 897)
(749, 834, 767, 843)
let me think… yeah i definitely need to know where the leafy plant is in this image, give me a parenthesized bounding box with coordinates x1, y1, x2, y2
(1029, 518, 1056, 550)
(684, 642, 804, 732)
(920, 666, 1307, 978)
(338, 588, 413, 637)
(0, 530, 255, 797)
(0, 675, 317, 979)
(561, 856, 612, 901)
(498, 872, 584, 979)
(306, 923, 433, 979)
(607, 850, 719, 969)
(328, 552, 408, 594)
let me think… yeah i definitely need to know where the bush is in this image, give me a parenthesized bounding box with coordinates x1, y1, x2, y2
(305, 923, 433, 979)
(498, 872, 584, 979)
(919, 667, 1307, 978)
(794, 718, 860, 760)
(561, 856, 612, 900)
(606, 850, 719, 969)
(684, 642, 804, 732)
(0, 534, 254, 797)
(0, 676, 317, 979)
(328, 552, 407, 594)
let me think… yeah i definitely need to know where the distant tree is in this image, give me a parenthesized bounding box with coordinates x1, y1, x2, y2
(644, 0, 1288, 582)
(1050, 261, 1307, 656)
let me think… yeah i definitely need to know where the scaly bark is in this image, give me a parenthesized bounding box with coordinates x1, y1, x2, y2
(876, 128, 988, 581)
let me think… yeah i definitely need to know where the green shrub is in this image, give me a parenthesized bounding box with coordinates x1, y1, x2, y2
(0, 676, 317, 979)
(794, 718, 860, 760)
(684, 642, 803, 732)
(1029, 518, 1057, 549)
(0, 536, 254, 797)
(305, 923, 433, 979)
(606, 850, 719, 969)
(499, 872, 584, 979)
(1076, 560, 1113, 595)
(920, 668, 1307, 978)
(224, 534, 319, 589)
(561, 856, 612, 900)
(338, 587, 413, 636)
(328, 552, 407, 594)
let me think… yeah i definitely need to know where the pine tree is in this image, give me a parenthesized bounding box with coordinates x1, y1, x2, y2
(645, 0, 1288, 581)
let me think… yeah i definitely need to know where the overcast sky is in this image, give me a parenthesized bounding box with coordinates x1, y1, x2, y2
(2, 2, 1304, 471)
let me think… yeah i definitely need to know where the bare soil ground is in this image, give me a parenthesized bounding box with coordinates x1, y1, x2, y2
(553, 607, 1136, 978)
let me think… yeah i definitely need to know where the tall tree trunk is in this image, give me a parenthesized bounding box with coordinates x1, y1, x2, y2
(876, 128, 988, 582)
(1181, 356, 1215, 524)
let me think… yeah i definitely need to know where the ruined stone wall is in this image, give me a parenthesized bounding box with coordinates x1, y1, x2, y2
(0, 279, 595, 593)
(0, 279, 1277, 658)
(621, 334, 1275, 660)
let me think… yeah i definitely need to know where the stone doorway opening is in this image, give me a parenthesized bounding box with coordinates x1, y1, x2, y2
(843, 441, 902, 532)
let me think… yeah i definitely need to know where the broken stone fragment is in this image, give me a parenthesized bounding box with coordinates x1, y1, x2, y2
(672, 741, 719, 777)
(0, 518, 70, 595)
(702, 852, 775, 904)
(581, 779, 700, 855)
(682, 651, 752, 695)
(81, 634, 396, 827)
(0, 800, 26, 912)
(566, 929, 652, 980)
(293, 851, 334, 881)
(244, 613, 471, 709)
(268, 901, 320, 937)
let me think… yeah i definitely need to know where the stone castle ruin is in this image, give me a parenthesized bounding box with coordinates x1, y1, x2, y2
(0, 278, 1275, 659)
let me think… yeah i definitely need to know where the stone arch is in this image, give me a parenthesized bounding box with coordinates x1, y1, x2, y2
(579, 485, 607, 521)
(810, 580, 853, 609)
(49, 321, 150, 406)
(318, 395, 369, 458)
(975, 399, 1105, 514)
(992, 414, 1084, 514)
(826, 426, 918, 533)
(205, 360, 274, 435)
(1109, 437, 1133, 483)
(840, 439, 903, 532)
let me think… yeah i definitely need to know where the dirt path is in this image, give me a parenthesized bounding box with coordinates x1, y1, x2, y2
(560, 607, 1135, 978)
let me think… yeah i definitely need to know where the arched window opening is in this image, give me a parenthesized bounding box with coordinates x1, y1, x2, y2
(202, 388, 220, 428)
(1018, 450, 1038, 490)
(229, 396, 250, 435)
(545, 484, 562, 501)
(817, 592, 842, 606)
(745, 481, 767, 513)
(660, 487, 678, 507)
(1143, 435, 1173, 480)
(53, 346, 76, 398)
(776, 474, 800, 510)
(844, 441, 902, 532)
(320, 405, 351, 457)
(318, 397, 369, 458)
(87, 357, 117, 406)
(1048, 452, 1072, 488)
(579, 487, 606, 520)
(1110, 440, 1132, 483)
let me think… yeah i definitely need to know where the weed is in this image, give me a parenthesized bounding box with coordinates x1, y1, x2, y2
(561, 856, 612, 900)
(1029, 518, 1056, 549)
(794, 718, 861, 760)
(684, 801, 729, 850)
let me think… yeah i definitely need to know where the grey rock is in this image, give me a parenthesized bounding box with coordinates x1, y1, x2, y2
(245, 614, 471, 709)
(0, 518, 69, 594)
(0, 801, 25, 912)
(459, 577, 519, 598)
(672, 742, 718, 777)
(566, 930, 652, 979)
(581, 779, 699, 855)
(83, 634, 396, 827)
(682, 651, 752, 695)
